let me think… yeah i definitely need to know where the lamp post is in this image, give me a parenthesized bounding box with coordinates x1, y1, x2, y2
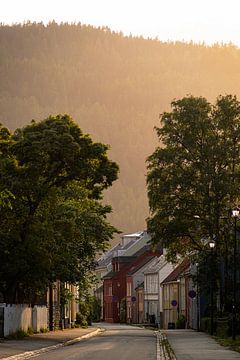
(209, 239, 216, 336)
(196, 262, 200, 332)
(231, 207, 239, 340)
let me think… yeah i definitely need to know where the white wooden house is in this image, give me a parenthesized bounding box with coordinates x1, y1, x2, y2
(144, 253, 175, 326)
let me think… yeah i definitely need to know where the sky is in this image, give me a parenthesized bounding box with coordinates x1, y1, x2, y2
(1, 0, 240, 47)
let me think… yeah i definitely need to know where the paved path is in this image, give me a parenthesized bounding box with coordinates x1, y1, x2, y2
(165, 329, 240, 360)
(30, 324, 156, 360)
(1, 325, 240, 360)
(0, 327, 102, 359)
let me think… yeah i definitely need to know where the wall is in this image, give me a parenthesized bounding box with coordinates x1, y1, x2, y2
(1, 304, 48, 336)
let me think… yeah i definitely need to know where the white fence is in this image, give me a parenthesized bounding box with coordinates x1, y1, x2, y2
(0, 304, 48, 337)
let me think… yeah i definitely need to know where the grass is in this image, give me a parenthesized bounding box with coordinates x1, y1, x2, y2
(6, 329, 30, 340)
(216, 336, 240, 353)
(6, 326, 41, 339)
(40, 327, 49, 333)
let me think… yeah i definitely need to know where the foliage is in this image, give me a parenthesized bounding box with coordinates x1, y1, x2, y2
(6, 328, 30, 340)
(176, 315, 186, 329)
(40, 327, 48, 333)
(200, 317, 212, 333)
(217, 337, 240, 352)
(3, 24, 240, 235)
(0, 114, 119, 303)
(119, 297, 126, 323)
(76, 312, 88, 328)
(216, 317, 230, 338)
(60, 284, 74, 307)
(91, 297, 102, 322)
(76, 298, 92, 327)
(147, 94, 240, 317)
(147, 95, 240, 260)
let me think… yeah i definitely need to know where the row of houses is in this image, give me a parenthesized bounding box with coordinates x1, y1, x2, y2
(94, 230, 199, 330)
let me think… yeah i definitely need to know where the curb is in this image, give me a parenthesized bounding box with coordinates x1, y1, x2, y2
(1, 328, 105, 360)
(156, 331, 176, 360)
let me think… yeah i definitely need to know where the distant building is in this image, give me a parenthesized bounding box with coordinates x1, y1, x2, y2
(126, 256, 157, 324)
(100, 231, 162, 323)
(161, 259, 190, 329)
(143, 253, 175, 326)
(94, 230, 152, 320)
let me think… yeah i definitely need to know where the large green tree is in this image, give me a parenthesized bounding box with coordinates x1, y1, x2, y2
(0, 115, 119, 303)
(147, 95, 240, 259)
(147, 95, 240, 314)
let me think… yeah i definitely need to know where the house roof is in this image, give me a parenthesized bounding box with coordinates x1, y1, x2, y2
(127, 256, 156, 275)
(96, 230, 148, 268)
(144, 254, 169, 274)
(101, 270, 116, 280)
(101, 256, 136, 279)
(161, 258, 190, 285)
(135, 281, 144, 290)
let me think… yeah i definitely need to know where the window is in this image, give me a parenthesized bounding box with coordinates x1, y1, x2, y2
(106, 284, 112, 296)
(127, 282, 132, 296)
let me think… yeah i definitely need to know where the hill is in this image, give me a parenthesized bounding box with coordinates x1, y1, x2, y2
(1, 22, 240, 238)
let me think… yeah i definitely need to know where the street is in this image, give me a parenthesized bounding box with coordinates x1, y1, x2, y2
(30, 324, 157, 360)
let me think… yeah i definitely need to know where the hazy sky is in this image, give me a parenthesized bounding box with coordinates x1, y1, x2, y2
(2, 0, 240, 46)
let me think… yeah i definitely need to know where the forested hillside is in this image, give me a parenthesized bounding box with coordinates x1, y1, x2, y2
(1, 22, 240, 238)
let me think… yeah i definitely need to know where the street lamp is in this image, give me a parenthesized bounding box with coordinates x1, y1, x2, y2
(231, 207, 240, 340)
(196, 262, 200, 332)
(209, 239, 216, 336)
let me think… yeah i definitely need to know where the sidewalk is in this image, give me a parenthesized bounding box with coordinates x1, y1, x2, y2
(0, 327, 103, 360)
(164, 329, 240, 360)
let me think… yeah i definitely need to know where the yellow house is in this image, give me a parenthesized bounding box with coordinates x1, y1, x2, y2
(161, 259, 190, 329)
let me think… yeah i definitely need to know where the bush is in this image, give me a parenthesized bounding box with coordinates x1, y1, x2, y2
(91, 297, 101, 322)
(27, 326, 34, 335)
(200, 317, 210, 333)
(6, 329, 29, 340)
(216, 318, 229, 338)
(76, 311, 89, 328)
(176, 315, 186, 329)
(201, 317, 217, 334)
(40, 327, 48, 333)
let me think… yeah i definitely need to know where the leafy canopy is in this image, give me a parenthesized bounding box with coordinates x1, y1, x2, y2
(147, 95, 240, 260)
(0, 114, 119, 303)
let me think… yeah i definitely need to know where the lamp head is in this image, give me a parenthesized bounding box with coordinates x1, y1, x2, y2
(232, 207, 240, 218)
(209, 239, 216, 249)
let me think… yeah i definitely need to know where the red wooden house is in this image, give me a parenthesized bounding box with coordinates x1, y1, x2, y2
(103, 245, 162, 323)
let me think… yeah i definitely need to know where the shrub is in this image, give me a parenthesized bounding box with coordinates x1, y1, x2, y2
(40, 327, 48, 333)
(200, 317, 210, 333)
(6, 329, 29, 340)
(176, 315, 186, 329)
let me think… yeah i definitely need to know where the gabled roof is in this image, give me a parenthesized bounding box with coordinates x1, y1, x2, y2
(127, 256, 156, 275)
(102, 256, 136, 279)
(102, 270, 116, 280)
(135, 281, 144, 290)
(144, 254, 169, 274)
(96, 230, 148, 268)
(161, 258, 190, 285)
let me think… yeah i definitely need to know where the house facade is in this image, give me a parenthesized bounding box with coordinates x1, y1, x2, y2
(126, 256, 157, 324)
(94, 231, 150, 320)
(144, 254, 175, 326)
(161, 259, 190, 329)
(102, 244, 162, 323)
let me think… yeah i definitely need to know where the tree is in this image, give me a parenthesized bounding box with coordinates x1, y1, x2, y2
(147, 95, 240, 311)
(147, 94, 240, 314)
(147, 95, 240, 258)
(0, 114, 119, 303)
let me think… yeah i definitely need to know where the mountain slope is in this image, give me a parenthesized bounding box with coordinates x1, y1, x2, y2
(1, 22, 240, 236)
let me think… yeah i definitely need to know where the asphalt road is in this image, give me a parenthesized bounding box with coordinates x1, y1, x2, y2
(31, 324, 157, 360)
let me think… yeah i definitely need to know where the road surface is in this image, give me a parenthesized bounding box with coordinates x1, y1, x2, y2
(31, 324, 157, 360)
